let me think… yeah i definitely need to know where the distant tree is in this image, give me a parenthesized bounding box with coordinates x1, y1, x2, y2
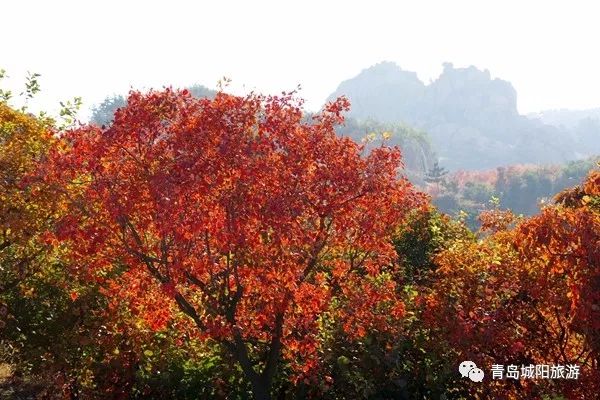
(462, 181, 495, 204)
(424, 161, 448, 185)
(90, 95, 126, 126)
(187, 84, 216, 99)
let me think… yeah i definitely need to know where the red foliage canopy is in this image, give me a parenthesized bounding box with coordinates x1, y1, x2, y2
(46, 89, 422, 397)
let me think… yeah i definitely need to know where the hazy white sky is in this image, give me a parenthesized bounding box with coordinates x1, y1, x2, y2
(2, 0, 600, 120)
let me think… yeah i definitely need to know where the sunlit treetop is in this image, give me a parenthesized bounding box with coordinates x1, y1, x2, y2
(0, 102, 56, 249)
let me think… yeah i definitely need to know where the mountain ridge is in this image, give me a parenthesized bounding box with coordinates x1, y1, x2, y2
(326, 61, 598, 171)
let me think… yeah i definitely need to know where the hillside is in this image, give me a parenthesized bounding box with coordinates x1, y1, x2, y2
(335, 117, 435, 183)
(528, 108, 600, 157)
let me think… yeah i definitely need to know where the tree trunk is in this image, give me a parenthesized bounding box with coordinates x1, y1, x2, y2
(230, 313, 284, 400)
(236, 354, 272, 400)
(231, 336, 274, 400)
(248, 378, 271, 400)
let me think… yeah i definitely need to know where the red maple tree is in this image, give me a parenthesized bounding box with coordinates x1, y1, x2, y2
(46, 89, 423, 398)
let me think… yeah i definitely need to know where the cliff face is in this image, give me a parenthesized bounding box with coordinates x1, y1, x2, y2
(327, 62, 581, 171)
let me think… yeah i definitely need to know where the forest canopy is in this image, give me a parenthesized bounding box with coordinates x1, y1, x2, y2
(0, 76, 599, 400)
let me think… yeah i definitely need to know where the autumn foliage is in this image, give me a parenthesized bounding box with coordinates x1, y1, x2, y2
(41, 89, 423, 398)
(1, 87, 599, 399)
(425, 168, 600, 399)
